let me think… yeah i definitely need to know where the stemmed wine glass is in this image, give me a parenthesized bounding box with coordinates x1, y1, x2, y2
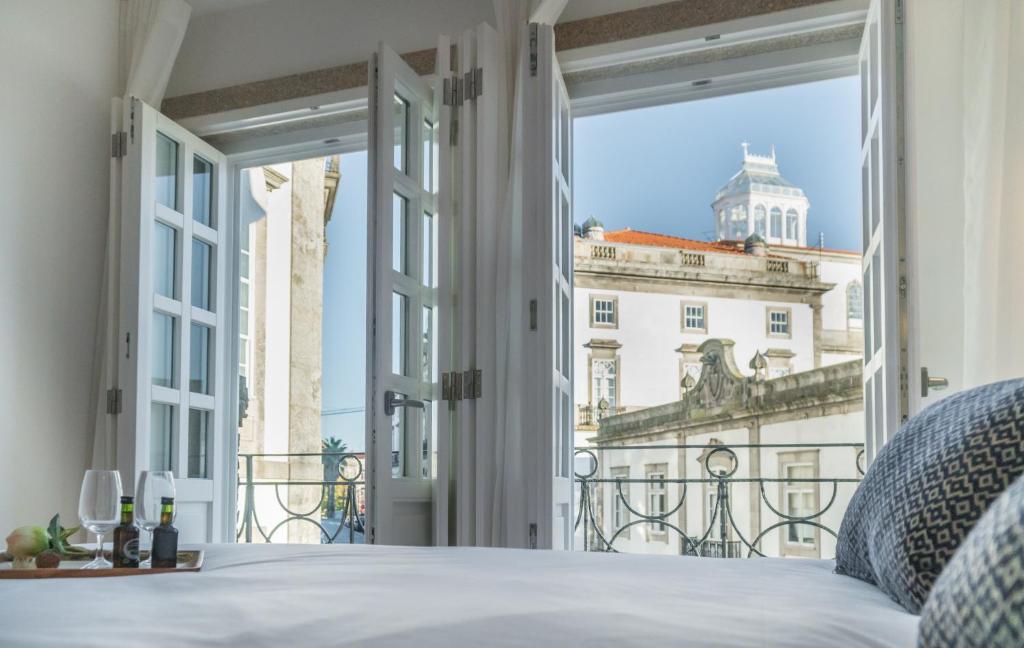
(78, 470, 123, 569)
(136, 471, 175, 568)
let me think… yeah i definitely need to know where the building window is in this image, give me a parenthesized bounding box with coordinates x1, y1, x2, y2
(591, 358, 617, 409)
(779, 450, 820, 557)
(785, 209, 799, 240)
(753, 204, 767, 237)
(767, 307, 791, 338)
(681, 302, 708, 333)
(729, 204, 748, 239)
(610, 466, 630, 539)
(646, 464, 667, 540)
(847, 281, 864, 329)
(770, 207, 783, 239)
(590, 295, 617, 328)
(238, 222, 253, 381)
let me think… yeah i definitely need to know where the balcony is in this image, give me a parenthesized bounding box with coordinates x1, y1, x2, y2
(574, 442, 865, 558)
(237, 452, 366, 544)
(576, 403, 630, 427)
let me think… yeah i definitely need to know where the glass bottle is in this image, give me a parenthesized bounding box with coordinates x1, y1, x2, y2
(112, 495, 140, 568)
(150, 497, 178, 568)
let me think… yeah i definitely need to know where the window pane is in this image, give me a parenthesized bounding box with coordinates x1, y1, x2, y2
(192, 155, 214, 227)
(188, 409, 210, 478)
(391, 395, 406, 477)
(422, 212, 433, 287)
(392, 193, 408, 274)
(189, 323, 211, 395)
(393, 94, 409, 174)
(191, 239, 213, 310)
(150, 403, 175, 471)
(422, 119, 435, 192)
(155, 132, 179, 210)
(422, 306, 433, 382)
(153, 221, 177, 299)
(152, 312, 177, 388)
(392, 292, 407, 376)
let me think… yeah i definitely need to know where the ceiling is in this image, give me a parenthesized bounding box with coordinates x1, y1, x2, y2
(185, 0, 673, 22)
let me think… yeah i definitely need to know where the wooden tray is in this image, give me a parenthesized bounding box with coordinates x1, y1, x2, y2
(0, 550, 203, 579)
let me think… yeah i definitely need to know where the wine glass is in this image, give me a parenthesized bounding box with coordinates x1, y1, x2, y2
(136, 470, 175, 568)
(78, 470, 122, 569)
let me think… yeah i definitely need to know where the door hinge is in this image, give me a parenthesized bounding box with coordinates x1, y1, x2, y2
(106, 388, 123, 415)
(898, 276, 908, 299)
(529, 523, 538, 549)
(462, 369, 482, 400)
(442, 371, 464, 407)
(464, 67, 483, 101)
(529, 299, 538, 330)
(111, 131, 127, 158)
(895, 0, 904, 24)
(529, 23, 539, 76)
(442, 75, 463, 107)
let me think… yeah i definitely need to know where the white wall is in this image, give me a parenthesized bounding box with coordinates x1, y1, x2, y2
(817, 256, 861, 331)
(0, 1, 119, 531)
(166, 0, 497, 97)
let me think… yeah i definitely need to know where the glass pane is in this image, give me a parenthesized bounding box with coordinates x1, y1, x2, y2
(422, 212, 433, 287)
(192, 155, 214, 227)
(391, 396, 406, 477)
(155, 132, 179, 210)
(191, 239, 213, 311)
(422, 119, 435, 192)
(393, 94, 409, 174)
(392, 193, 408, 274)
(152, 312, 177, 388)
(422, 306, 433, 382)
(392, 292, 408, 376)
(188, 409, 210, 478)
(153, 221, 177, 298)
(189, 323, 211, 394)
(150, 403, 175, 471)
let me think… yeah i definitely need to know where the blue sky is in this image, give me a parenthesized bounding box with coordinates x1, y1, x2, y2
(320, 76, 861, 450)
(573, 76, 862, 250)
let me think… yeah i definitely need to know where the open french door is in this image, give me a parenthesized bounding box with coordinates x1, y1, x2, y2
(523, 23, 575, 550)
(366, 43, 442, 545)
(118, 97, 230, 543)
(858, 0, 909, 464)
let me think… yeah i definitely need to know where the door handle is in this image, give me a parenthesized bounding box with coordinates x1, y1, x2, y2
(921, 367, 949, 397)
(384, 390, 426, 416)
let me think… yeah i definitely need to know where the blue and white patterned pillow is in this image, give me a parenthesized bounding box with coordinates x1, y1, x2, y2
(918, 474, 1024, 647)
(835, 378, 1024, 614)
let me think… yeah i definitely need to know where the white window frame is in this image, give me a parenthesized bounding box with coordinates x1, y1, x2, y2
(767, 307, 792, 338)
(590, 295, 617, 328)
(645, 465, 668, 541)
(609, 465, 630, 539)
(778, 450, 821, 557)
(681, 301, 708, 333)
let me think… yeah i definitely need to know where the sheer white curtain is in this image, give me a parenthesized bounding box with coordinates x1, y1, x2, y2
(961, 0, 1024, 387)
(91, 0, 191, 470)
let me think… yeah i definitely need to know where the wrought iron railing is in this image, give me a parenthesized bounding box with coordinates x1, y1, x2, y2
(237, 452, 365, 544)
(574, 443, 865, 558)
(577, 404, 628, 426)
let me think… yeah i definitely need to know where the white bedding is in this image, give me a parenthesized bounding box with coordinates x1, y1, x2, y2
(0, 544, 918, 647)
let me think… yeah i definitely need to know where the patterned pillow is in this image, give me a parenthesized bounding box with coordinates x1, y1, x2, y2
(835, 378, 1024, 614)
(918, 474, 1024, 647)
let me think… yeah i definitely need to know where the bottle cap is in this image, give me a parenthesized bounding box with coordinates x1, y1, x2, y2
(161, 496, 175, 504)
(120, 495, 134, 503)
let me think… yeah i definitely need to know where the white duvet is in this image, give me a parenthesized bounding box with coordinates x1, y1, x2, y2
(0, 543, 918, 647)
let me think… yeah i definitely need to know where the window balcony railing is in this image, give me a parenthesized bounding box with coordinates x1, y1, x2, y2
(576, 404, 629, 427)
(574, 443, 866, 558)
(237, 452, 366, 544)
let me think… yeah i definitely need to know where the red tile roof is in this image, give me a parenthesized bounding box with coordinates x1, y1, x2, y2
(602, 228, 745, 254)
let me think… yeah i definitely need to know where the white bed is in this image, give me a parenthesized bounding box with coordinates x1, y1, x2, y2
(0, 544, 918, 647)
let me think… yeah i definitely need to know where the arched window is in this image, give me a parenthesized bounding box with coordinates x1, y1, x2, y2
(770, 207, 783, 239)
(786, 209, 799, 241)
(754, 204, 767, 237)
(730, 204, 747, 239)
(847, 281, 864, 328)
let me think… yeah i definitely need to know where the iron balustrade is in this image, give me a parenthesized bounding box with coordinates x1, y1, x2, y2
(574, 443, 866, 557)
(237, 452, 366, 544)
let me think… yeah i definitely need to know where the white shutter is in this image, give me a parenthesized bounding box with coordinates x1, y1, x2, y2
(523, 23, 575, 550)
(118, 97, 230, 542)
(859, 0, 908, 464)
(366, 43, 440, 545)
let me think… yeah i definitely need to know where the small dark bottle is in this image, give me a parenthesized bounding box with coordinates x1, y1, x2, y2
(112, 495, 140, 568)
(150, 496, 179, 568)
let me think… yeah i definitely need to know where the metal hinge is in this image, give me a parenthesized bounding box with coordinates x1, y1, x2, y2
(105, 388, 123, 415)
(529, 523, 537, 549)
(442, 371, 464, 407)
(895, 0, 904, 24)
(463, 369, 482, 400)
(529, 23, 539, 76)
(898, 276, 908, 299)
(442, 75, 463, 106)
(111, 131, 127, 158)
(464, 67, 483, 101)
(529, 299, 538, 330)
